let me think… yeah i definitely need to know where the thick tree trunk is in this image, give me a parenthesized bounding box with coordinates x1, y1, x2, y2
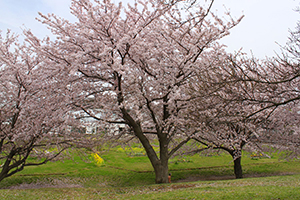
(224, 148, 243, 179)
(233, 156, 243, 179)
(137, 132, 170, 184)
(153, 161, 169, 183)
(0, 154, 25, 183)
(156, 129, 170, 184)
(142, 143, 169, 183)
(121, 108, 170, 184)
(0, 170, 7, 183)
(0, 152, 13, 182)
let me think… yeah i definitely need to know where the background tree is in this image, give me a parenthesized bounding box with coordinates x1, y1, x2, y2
(217, 13, 300, 159)
(26, 0, 243, 183)
(0, 31, 91, 182)
(259, 104, 300, 158)
(256, 13, 300, 157)
(187, 8, 300, 178)
(185, 50, 263, 179)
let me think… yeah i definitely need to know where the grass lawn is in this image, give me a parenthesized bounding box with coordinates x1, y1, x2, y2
(1, 148, 300, 199)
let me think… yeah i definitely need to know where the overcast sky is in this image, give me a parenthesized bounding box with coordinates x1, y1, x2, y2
(0, 0, 299, 58)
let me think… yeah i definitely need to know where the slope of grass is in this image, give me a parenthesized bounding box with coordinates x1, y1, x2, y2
(1, 148, 300, 199)
(1, 175, 300, 200)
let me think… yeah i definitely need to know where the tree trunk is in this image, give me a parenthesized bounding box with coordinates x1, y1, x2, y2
(153, 161, 169, 183)
(141, 142, 169, 183)
(0, 170, 7, 183)
(121, 108, 170, 184)
(156, 129, 170, 184)
(0, 154, 25, 183)
(0, 151, 13, 182)
(136, 131, 170, 184)
(233, 156, 243, 179)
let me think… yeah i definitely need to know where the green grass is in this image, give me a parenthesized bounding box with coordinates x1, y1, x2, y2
(1, 149, 300, 199)
(1, 175, 300, 199)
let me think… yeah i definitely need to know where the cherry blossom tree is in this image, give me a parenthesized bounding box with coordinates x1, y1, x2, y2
(255, 13, 300, 158)
(260, 104, 300, 158)
(187, 11, 300, 178)
(185, 50, 263, 179)
(26, 0, 243, 183)
(0, 30, 90, 182)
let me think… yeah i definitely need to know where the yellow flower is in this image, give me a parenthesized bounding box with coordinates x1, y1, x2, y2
(92, 153, 104, 166)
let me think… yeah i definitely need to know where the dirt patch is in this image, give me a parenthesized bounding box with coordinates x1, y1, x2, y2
(9, 183, 83, 190)
(4, 173, 297, 189)
(6, 179, 83, 190)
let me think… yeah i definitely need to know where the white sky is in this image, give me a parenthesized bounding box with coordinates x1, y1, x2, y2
(0, 0, 299, 58)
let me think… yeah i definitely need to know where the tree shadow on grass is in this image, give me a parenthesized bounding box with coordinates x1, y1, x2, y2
(175, 172, 296, 183)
